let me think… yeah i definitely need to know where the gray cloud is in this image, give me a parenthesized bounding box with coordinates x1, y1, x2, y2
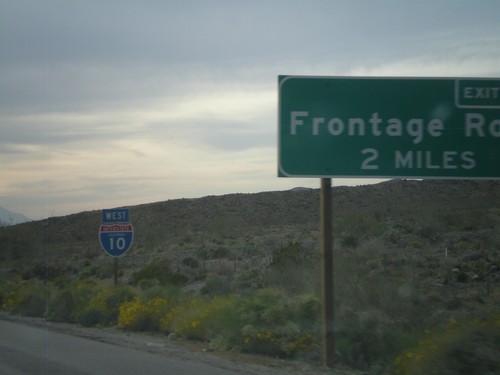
(2, 0, 499, 114)
(1, 0, 499, 219)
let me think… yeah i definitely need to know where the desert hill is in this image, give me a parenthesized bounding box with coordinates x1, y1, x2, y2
(1, 179, 499, 288)
(1, 179, 499, 372)
(1, 179, 500, 264)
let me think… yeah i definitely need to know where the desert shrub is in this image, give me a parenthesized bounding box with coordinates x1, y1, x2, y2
(297, 294, 321, 330)
(456, 271, 469, 283)
(20, 287, 46, 317)
(118, 296, 170, 331)
(0, 282, 4, 307)
(22, 263, 65, 281)
(161, 296, 239, 342)
(182, 257, 199, 268)
(340, 235, 359, 248)
(390, 315, 500, 375)
(77, 308, 105, 327)
(406, 240, 423, 249)
(336, 212, 385, 239)
(265, 261, 319, 295)
(238, 288, 319, 358)
(209, 247, 230, 259)
(335, 307, 412, 370)
(1, 278, 46, 317)
(0, 276, 20, 311)
(47, 279, 99, 322)
(137, 278, 160, 291)
(77, 286, 136, 326)
(196, 246, 230, 260)
(155, 289, 320, 356)
(79, 265, 99, 279)
(415, 221, 439, 240)
(383, 229, 401, 244)
(438, 208, 490, 232)
(141, 284, 183, 300)
(271, 241, 309, 268)
(206, 298, 242, 350)
(165, 272, 188, 285)
(131, 262, 188, 287)
(95, 263, 115, 279)
(47, 288, 75, 322)
(234, 268, 264, 290)
(201, 275, 231, 295)
(241, 322, 300, 357)
(267, 241, 319, 293)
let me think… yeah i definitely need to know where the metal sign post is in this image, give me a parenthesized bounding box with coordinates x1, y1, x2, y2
(113, 258, 119, 287)
(320, 178, 334, 367)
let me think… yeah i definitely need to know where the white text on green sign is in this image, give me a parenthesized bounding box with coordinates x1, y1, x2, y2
(278, 76, 500, 178)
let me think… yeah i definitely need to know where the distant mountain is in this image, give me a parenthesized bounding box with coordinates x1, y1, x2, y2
(0, 207, 31, 226)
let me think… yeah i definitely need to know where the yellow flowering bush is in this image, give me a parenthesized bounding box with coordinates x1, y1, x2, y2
(238, 289, 319, 358)
(161, 296, 238, 341)
(118, 296, 170, 331)
(159, 297, 203, 338)
(77, 286, 135, 326)
(242, 328, 281, 355)
(0, 278, 46, 317)
(1, 277, 20, 311)
(287, 333, 319, 353)
(241, 322, 305, 357)
(1, 282, 22, 311)
(242, 328, 319, 358)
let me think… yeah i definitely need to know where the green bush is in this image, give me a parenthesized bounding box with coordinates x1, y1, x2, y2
(340, 235, 359, 248)
(46, 280, 99, 322)
(1, 279, 47, 317)
(297, 294, 321, 330)
(335, 308, 412, 369)
(141, 284, 183, 300)
(271, 241, 310, 268)
(201, 275, 231, 295)
(161, 296, 239, 343)
(238, 288, 319, 358)
(47, 288, 75, 322)
(336, 212, 385, 239)
(131, 262, 188, 286)
(235, 268, 264, 290)
(390, 315, 500, 375)
(78, 308, 105, 327)
(77, 285, 136, 326)
(22, 263, 64, 281)
(182, 257, 199, 268)
(137, 278, 159, 291)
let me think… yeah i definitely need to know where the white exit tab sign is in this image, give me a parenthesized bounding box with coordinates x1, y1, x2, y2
(455, 79, 500, 108)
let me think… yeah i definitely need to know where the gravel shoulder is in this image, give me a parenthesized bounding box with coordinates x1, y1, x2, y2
(0, 313, 361, 375)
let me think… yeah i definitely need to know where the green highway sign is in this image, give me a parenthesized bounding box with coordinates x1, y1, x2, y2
(278, 76, 500, 179)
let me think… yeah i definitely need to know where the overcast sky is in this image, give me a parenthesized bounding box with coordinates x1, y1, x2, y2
(1, 0, 500, 220)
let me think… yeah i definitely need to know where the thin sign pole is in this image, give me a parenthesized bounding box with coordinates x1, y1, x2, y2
(114, 257, 118, 287)
(320, 178, 335, 367)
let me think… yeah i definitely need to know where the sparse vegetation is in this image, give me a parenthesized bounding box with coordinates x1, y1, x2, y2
(1, 180, 500, 373)
(389, 315, 500, 375)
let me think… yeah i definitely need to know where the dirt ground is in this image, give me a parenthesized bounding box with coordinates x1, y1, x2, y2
(0, 313, 363, 375)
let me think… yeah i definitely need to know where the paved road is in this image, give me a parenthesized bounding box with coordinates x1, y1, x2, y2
(0, 319, 246, 375)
